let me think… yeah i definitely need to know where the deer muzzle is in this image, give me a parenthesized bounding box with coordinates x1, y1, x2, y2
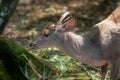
(29, 40, 37, 49)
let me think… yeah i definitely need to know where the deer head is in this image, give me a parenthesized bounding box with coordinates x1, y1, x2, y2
(29, 12, 76, 49)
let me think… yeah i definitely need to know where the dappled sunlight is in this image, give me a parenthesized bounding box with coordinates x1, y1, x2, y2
(2, 0, 117, 39)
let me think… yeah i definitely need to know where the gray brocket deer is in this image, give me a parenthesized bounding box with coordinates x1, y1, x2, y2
(29, 6, 120, 80)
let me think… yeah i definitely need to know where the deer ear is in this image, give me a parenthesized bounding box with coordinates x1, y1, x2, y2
(64, 18, 76, 31)
(58, 12, 72, 24)
(58, 12, 76, 32)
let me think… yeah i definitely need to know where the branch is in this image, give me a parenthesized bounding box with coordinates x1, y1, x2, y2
(0, 0, 19, 34)
(24, 55, 43, 79)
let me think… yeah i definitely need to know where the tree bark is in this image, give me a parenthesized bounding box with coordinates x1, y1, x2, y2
(0, 0, 19, 34)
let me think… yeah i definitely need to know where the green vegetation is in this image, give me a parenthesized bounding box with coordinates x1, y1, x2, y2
(30, 48, 107, 80)
(0, 38, 102, 80)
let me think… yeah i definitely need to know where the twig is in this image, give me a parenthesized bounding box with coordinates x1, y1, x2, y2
(81, 65, 97, 80)
(24, 55, 43, 80)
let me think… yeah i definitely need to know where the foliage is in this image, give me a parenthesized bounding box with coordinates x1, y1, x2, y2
(30, 48, 101, 80)
(0, 38, 112, 80)
(0, 60, 10, 80)
(0, 38, 54, 80)
(0, 37, 103, 80)
(0, 38, 29, 80)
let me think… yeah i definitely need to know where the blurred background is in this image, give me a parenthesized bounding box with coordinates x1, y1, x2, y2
(2, 0, 119, 40)
(1, 0, 120, 80)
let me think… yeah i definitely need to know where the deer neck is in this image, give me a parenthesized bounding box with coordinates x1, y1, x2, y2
(54, 32, 94, 54)
(54, 32, 107, 66)
(56, 32, 84, 53)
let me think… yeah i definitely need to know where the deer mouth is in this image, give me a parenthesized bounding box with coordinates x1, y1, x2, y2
(29, 42, 38, 49)
(29, 43, 47, 50)
(30, 45, 39, 50)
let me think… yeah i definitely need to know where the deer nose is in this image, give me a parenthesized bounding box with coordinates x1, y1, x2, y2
(29, 41, 36, 47)
(29, 42, 33, 47)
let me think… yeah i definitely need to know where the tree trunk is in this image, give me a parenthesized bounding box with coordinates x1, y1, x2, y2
(0, 0, 19, 34)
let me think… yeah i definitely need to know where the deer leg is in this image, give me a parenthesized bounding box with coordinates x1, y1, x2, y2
(110, 60, 120, 80)
(101, 63, 108, 80)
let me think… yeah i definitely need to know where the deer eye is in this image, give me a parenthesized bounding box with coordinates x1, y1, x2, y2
(44, 33, 49, 37)
(42, 29, 49, 37)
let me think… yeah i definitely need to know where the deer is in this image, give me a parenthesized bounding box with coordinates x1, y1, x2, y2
(29, 6, 120, 80)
